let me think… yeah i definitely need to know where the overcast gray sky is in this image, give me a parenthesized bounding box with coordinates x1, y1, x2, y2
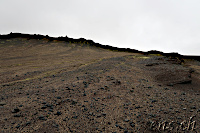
(0, 0, 200, 55)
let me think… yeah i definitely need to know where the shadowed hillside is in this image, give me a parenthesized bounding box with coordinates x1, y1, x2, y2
(0, 33, 200, 132)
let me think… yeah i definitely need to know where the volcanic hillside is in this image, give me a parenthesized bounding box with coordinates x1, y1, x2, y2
(0, 33, 200, 132)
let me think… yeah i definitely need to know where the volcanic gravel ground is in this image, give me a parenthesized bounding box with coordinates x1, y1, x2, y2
(0, 38, 200, 132)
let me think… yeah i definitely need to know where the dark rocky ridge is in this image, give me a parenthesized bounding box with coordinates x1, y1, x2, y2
(1, 32, 200, 61)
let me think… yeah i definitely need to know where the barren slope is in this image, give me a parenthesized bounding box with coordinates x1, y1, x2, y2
(0, 38, 200, 132)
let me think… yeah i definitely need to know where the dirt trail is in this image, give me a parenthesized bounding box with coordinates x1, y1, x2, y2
(0, 38, 200, 132)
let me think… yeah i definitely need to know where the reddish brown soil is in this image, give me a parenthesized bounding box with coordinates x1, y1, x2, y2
(0, 38, 200, 132)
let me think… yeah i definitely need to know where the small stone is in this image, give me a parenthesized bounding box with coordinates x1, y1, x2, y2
(191, 106, 196, 109)
(72, 116, 78, 119)
(119, 126, 123, 129)
(52, 124, 59, 128)
(100, 87, 105, 90)
(89, 112, 93, 115)
(18, 105, 23, 107)
(183, 108, 187, 110)
(0, 102, 6, 106)
(71, 99, 77, 105)
(135, 106, 141, 109)
(164, 88, 169, 90)
(26, 122, 31, 126)
(124, 119, 129, 122)
(38, 115, 46, 120)
(57, 96, 61, 99)
(14, 114, 21, 117)
(83, 107, 88, 112)
(164, 111, 168, 114)
(181, 92, 186, 95)
(97, 114, 101, 118)
(55, 111, 62, 116)
(12, 108, 20, 113)
(151, 100, 157, 103)
(49, 109, 53, 112)
(16, 124, 20, 129)
(41, 106, 47, 109)
(102, 113, 106, 116)
(130, 122, 135, 127)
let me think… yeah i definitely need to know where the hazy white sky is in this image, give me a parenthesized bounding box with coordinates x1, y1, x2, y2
(0, 0, 200, 55)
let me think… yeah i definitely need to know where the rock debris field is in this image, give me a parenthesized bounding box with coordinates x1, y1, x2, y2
(0, 37, 200, 132)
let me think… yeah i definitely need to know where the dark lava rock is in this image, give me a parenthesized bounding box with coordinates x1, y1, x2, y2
(26, 122, 31, 126)
(113, 80, 121, 85)
(52, 124, 59, 128)
(15, 124, 20, 129)
(191, 106, 196, 109)
(12, 108, 20, 113)
(49, 109, 53, 112)
(46, 104, 54, 108)
(130, 122, 135, 127)
(38, 115, 46, 120)
(151, 100, 157, 103)
(41, 106, 47, 109)
(96, 114, 101, 118)
(135, 106, 142, 109)
(119, 126, 123, 129)
(71, 99, 77, 105)
(55, 111, 62, 116)
(0, 102, 6, 106)
(102, 113, 106, 116)
(66, 87, 71, 90)
(14, 114, 21, 117)
(57, 96, 61, 99)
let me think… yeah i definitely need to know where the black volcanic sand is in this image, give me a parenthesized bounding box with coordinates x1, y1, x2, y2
(0, 37, 200, 132)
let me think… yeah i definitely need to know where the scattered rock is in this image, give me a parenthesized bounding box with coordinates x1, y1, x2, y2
(26, 122, 31, 126)
(0, 102, 6, 106)
(151, 100, 157, 103)
(15, 124, 20, 129)
(57, 96, 61, 99)
(38, 115, 46, 120)
(135, 106, 142, 109)
(41, 105, 47, 109)
(96, 114, 101, 118)
(102, 113, 106, 116)
(55, 111, 62, 116)
(52, 124, 59, 128)
(14, 114, 21, 117)
(129, 122, 135, 127)
(12, 108, 20, 113)
(71, 99, 77, 105)
(124, 119, 129, 122)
